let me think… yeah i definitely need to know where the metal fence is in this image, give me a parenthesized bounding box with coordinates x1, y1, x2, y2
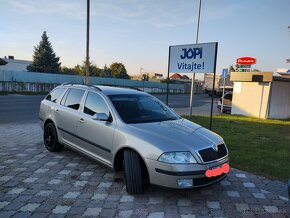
(0, 70, 185, 93)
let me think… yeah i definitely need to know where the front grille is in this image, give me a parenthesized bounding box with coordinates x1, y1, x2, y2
(198, 144, 227, 162)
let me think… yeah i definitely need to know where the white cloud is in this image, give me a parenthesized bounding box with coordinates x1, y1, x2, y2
(5, 0, 242, 28)
(6, 0, 87, 20)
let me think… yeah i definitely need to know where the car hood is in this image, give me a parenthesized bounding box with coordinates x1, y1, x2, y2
(128, 118, 224, 152)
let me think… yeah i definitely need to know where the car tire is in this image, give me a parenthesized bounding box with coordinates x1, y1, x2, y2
(44, 123, 63, 152)
(123, 149, 144, 194)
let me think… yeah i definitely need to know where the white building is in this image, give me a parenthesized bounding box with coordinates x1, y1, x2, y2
(230, 72, 290, 119)
(0, 56, 32, 71)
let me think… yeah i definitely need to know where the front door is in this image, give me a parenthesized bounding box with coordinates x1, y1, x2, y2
(76, 91, 116, 166)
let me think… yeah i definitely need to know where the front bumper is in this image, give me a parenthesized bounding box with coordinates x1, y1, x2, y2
(145, 157, 229, 189)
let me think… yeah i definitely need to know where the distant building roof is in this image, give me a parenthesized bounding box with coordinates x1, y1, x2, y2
(0, 57, 32, 71)
(170, 73, 182, 79)
(181, 75, 189, 79)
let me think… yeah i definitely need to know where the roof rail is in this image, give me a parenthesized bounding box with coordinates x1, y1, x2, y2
(60, 82, 80, 86)
(125, 86, 143, 91)
(90, 85, 102, 91)
(97, 84, 142, 92)
(60, 82, 71, 86)
(60, 83, 102, 92)
(60, 83, 143, 92)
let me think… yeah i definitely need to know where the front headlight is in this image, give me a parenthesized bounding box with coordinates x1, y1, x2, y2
(158, 152, 197, 164)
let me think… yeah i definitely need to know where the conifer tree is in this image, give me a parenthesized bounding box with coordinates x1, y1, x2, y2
(27, 31, 61, 73)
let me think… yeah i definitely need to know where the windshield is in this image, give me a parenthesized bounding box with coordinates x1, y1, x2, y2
(109, 94, 180, 124)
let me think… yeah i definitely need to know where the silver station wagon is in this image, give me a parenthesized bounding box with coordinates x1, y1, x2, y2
(39, 84, 230, 194)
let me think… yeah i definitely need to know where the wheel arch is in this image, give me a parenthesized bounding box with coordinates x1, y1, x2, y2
(44, 118, 56, 127)
(113, 147, 150, 181)
(43, 119, 60, 141)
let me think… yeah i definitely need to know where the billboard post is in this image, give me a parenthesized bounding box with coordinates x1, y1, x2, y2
(166, 47, 171, 105)
(209, 43, 218, 130)
(189, 0, 202, 116)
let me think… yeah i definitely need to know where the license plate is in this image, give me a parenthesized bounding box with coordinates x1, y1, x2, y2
(205, 163, 230, 178)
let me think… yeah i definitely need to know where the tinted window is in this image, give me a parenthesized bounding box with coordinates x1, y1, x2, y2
(46, 88, 65, 103)
(60, 89, 70, 105)
(109, 94, 179, 123)
(64, 89, 85, 110)
(84, 92, 109, 116)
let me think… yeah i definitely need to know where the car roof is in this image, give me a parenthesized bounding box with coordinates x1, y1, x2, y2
(60, 83, 147, 96)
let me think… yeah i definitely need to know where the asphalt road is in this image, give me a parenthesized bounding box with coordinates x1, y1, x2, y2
(0, 94, 217, 124)
(0, 95, 44, 124)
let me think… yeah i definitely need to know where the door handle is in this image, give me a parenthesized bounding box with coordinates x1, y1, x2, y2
(79, 118, 84, 123)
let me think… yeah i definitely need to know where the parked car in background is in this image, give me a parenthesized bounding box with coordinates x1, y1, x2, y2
(217, 92, 232, 113)
(39, 84, 230, 194)
(203, 73, 233, 97)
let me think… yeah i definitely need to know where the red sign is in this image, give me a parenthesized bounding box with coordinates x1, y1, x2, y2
(236, 57, 256, 65)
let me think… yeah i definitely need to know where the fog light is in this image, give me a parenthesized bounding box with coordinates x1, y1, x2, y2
(177, 179, 193, 187)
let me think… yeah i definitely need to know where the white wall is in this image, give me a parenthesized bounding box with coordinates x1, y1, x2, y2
(231, 82, 271, 119)
(0, 70, 185, 93)
(268, 81, 290, 119)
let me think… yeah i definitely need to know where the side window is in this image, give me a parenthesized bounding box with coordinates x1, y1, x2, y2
(83, 92, 110, 116)
(60, 89, 70, 106)
(63, 89, 85, 110)
(46, 88, 65, 103)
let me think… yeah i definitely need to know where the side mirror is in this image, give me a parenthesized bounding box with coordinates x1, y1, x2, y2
(92, 113, 110, 121)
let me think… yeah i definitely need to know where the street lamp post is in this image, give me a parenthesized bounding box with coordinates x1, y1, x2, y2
(85, 0, 90, 85)
(189, 0, 202, 116)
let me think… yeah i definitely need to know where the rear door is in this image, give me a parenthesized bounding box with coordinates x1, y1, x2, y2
(76, 91, 116, 166)
(55, 88, 85, 146)
(40, 87, 66, 125)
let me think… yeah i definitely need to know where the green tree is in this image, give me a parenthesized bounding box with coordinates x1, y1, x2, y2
(91, 64, 103, 77)
(142, 73, 149, 81)
(110, 62, 130, 79)
(74, 61, 103, 77)
(103, 64, 112, 78)
(61, 66, 78, 75)
(27, 31, 61, 73)
(229, 65, 235, 72)
(235, 64, 240, 72)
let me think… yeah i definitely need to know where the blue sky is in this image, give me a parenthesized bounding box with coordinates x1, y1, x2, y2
(0, 0, 289, 78)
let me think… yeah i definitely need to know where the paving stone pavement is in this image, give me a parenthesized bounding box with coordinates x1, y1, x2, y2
(0, 123, 289, 217)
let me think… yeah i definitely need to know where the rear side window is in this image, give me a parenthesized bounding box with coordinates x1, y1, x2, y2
(83, 92, 110, 116)
(63, 89, 85, 110)
(46, 88, 65, 103)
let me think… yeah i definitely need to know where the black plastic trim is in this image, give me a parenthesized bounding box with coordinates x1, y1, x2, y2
(155, 168, 205, 176)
